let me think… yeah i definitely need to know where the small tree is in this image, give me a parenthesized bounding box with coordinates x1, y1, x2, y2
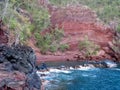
(79, 36, 100, 57)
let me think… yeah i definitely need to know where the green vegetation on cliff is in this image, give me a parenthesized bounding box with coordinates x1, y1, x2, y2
(35, 27, 67, 53)
(0, 0, 69, 53)
(0, 0, 119, 54)
(79, 36, 100, 57)
(0, 0, 50, 44)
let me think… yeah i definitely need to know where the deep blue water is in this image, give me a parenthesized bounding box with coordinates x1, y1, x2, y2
(44, 67, 120, 90)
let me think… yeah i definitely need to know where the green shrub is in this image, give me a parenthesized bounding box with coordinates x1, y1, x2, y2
(35, 27, 65, 54)
(35, 33, 50, 54)
(49, 45, 58, 52)
(0, 0, 50, 45)
(79, 36, 100, 56)
(112, 36, 120, 54)
(59, 44, 69, 52)
(117, 25, 120, 32)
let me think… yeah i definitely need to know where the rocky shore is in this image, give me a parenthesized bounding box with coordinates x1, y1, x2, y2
(37, 59, 117, 90)
(0, 1, 119, 89)
(0, 44, 41, 90)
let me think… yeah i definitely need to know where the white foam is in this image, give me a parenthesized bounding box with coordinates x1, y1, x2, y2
(115, 68, 120, 71)
(82, 73, 89, 77)
(82, 73, 97, 78)
(91, 75, 97, 78)
(49, 68, 71, 74)
(76, 64, 95, 71)
(104, 60, 117, 68)
(69, 67, 74, 70)
(110, 68, 120, 71)
(37, 71, 50, 75)
(107, 63, 117, 68)
(77, 67, 92, 71)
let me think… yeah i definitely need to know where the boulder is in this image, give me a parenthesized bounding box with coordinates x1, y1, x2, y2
(0, 44, 41, 90)
(0, 64, 26, 90)
(0, 44, 36, 74)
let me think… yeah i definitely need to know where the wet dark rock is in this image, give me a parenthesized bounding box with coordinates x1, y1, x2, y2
(36, 63, 48, 70)
(101, 60, 117, 68)
(92, 62, 108, 68)
(87, 60, 117, 68)
(0, 44, 36, 74)
(0, 44, 41, 90)
(0, 54, 6, 63)
(0, 66, 26, 90)
(26, 71, 41, 90)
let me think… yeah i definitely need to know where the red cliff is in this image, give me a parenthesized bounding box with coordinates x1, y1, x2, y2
(35, 4, 116, 64)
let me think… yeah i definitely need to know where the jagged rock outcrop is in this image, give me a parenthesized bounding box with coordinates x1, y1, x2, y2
(0, 44, 41, 90)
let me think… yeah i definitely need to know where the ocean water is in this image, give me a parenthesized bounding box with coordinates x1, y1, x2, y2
(43, 67, 120, 90)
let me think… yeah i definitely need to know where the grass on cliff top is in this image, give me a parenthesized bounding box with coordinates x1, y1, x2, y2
(50, 0, 120, 31)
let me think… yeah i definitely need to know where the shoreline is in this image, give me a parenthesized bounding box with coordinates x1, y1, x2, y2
(37, 60, 118, 90)
(37, 60, 117, 71)
(36, 54, 111, 65)
(36, 54, 117, 68)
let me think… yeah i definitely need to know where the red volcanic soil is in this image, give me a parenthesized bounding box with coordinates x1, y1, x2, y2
(29, 3, 116, 64)
(50, 5, 113, 48)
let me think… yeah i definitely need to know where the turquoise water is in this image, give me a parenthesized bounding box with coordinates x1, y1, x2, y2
(44, 67, 120, 90)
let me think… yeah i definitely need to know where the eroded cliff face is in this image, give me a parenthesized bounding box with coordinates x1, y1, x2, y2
(50, 5, 113, 48)
(36, 4, 119, 63)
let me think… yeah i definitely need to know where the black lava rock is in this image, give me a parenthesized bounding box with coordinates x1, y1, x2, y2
(0, 44, 36, 74)
(0, 44, 41, 89)
(26, 71, 41, 90)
